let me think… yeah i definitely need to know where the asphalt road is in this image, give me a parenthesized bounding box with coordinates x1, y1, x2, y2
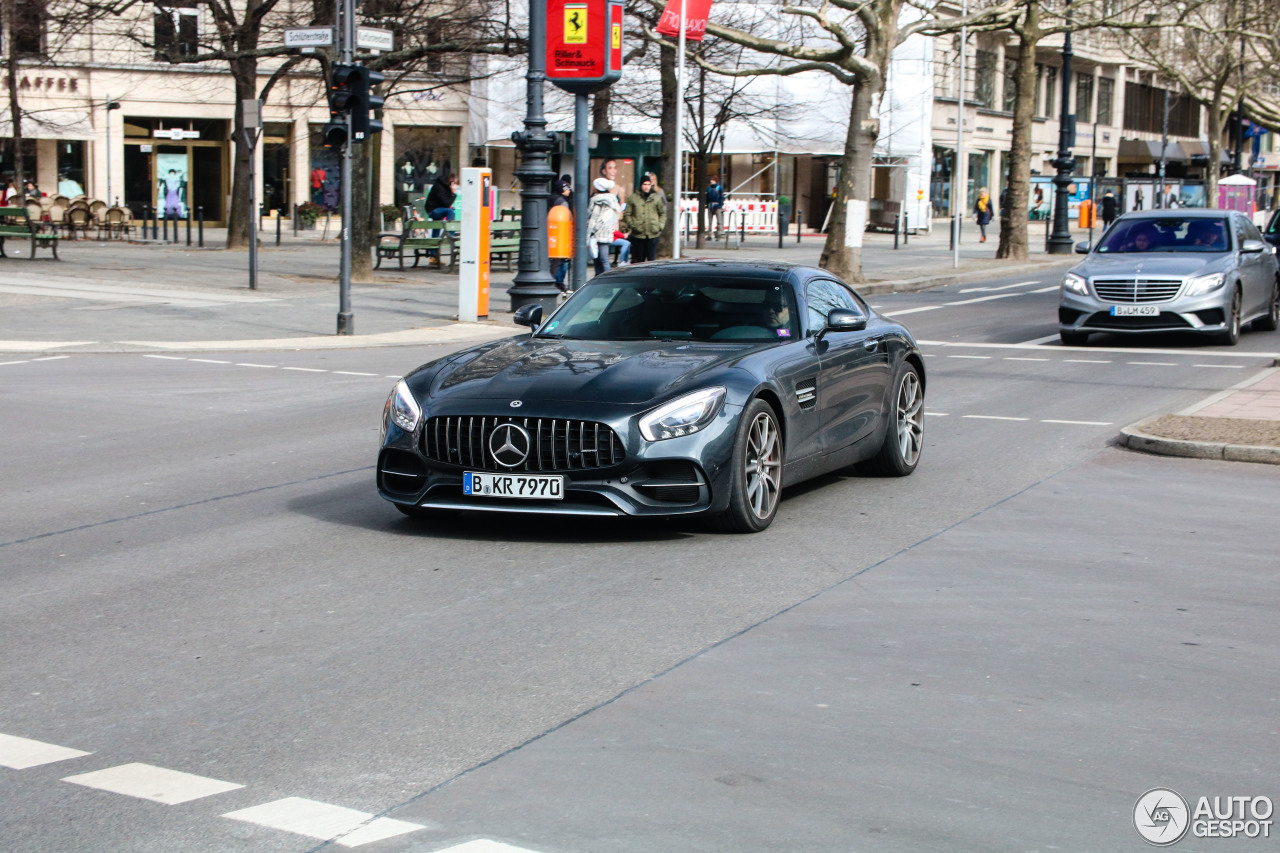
(2, 268, 1278, 852)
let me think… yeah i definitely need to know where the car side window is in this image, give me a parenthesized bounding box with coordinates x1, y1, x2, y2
(1232, 217, 1249, 248)
(805, 280, 858, 334)
(1243, 219, 1264, 242)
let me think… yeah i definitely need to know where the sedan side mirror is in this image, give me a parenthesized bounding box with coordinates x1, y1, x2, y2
(1241, 239, 1267, 254)
(514, 303, 543, 330)
(1074, 241, 1091, 254)
(816, 307, 867, 342)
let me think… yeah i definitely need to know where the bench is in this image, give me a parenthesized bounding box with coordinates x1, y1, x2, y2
(489, 220, 522, 270)
(374, 219, 454, 270)
(0, 207, 60, 259)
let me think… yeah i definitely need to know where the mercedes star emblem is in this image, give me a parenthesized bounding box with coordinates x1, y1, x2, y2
(510, 400, 523, 408)
(489, 423, 532, 468)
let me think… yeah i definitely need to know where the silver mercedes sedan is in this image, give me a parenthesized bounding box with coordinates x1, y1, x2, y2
(1058, 210, 1280, 346)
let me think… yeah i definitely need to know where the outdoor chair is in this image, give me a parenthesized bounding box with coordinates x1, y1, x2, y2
(65, 206, 92, 240)
(89, 199, 108, 226)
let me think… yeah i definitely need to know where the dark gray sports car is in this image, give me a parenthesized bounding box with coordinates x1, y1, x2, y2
(378, 260, 925, 532)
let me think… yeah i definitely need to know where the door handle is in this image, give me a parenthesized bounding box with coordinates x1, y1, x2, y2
(864, 336, 882, 351)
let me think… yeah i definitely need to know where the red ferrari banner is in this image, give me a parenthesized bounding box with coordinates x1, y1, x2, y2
(655, 0, 713, 41)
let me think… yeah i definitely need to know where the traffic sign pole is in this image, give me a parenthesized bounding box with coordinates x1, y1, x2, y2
(336, 0, 354, 335)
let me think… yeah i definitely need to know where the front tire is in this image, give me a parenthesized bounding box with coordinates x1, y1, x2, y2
(708, 399, 783, 533)
(1215, 287, 1242, 346)
(1254, 279, 1280, 332)
(858, 363, 924, 477)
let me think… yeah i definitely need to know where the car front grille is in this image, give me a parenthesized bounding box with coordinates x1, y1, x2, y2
(423, 416, 625, 472)
(1092, 278, 1183, 304)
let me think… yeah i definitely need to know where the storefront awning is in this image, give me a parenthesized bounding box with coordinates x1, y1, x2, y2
(0, 111, 95, 140)
(1118, 138, 1189, 163)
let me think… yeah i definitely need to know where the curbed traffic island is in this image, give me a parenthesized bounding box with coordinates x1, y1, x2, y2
(1119, 414, 1280, 465)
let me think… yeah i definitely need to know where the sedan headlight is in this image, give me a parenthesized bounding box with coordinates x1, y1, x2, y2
(639, 387, 726, 441)
(1184, 272, 1226, 296)
(1062, 273, 1088, 296)
(384, 379, 422, 433)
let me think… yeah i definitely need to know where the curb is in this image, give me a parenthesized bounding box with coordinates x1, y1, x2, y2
(1118, 418, 1280, 465)
(858, 257, 1076, 295)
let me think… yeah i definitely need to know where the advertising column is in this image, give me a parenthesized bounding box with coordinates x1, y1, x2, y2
(459, 167, 492, 322)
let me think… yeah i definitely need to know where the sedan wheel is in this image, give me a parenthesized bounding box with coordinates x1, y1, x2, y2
(1254, 280, 1280, 332)
(1215, 287, 1242, 346)
(709, 399, 782, 533)
(857, 363, 924, 477)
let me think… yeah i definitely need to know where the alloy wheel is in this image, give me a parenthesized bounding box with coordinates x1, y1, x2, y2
(896, 371, 924, 466)
(744, 411, 782, 520)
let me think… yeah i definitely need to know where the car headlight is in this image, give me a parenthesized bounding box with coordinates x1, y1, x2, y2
(1062, 273, 1088, 296)
(1184, 272, 1226, 296)
(639, 387, 726, 441)
(384, 379, 422, 433)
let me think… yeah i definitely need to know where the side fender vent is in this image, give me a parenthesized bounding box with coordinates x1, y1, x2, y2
(796, 379, 817, 410)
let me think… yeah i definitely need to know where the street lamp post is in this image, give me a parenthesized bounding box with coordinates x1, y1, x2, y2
(507, 0, 560, 313)
(104, 96, 121, 205)
(1046, 0, 1076, 254)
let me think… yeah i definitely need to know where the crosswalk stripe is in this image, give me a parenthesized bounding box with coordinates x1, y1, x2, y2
(223, 797, 426, 848)
(63, 762, 243, 804)
(436, 841, 546, 853)
(0, 732, 92, 769)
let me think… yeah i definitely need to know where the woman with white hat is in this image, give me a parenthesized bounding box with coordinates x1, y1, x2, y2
(587, 178, 624, 275)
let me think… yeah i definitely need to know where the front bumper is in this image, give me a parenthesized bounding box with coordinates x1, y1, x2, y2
(376, 402, 742, 518)
(1058, 289, 1230, 336)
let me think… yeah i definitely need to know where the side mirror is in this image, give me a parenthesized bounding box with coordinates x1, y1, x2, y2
(1241, 239, 1267, 254)
(513, 303, 543, 330)
(1074, 241, 1091, 254)
(816, 307, 867, 341)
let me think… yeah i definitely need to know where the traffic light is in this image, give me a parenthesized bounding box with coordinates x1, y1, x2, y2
(351, 68, 385, 142)
(328, 63, 358, 114)
(322, 119, 347, 149)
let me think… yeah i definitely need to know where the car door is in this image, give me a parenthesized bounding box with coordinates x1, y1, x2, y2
(1240, 216, 1276, 316)
(806, 279, 891, 453)
(1234, 215, 1267, 316)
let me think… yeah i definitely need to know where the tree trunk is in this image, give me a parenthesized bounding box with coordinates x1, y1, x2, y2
(657, 44, 677, 259)
(591, 88, 611, 131)
(819, 83, 877, 282)
(1206, 101, 1225, 209)
(226, 58, 256, 249)
(352, 137, 374, 281)
(997, 25, 1038, 260)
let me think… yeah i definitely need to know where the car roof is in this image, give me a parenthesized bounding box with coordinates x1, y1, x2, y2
(1118, 209, 1236, 221)
(593, 258, 820, 282)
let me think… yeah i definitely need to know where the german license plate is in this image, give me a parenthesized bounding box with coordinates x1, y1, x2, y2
(464, 472, 564, 500)
(1111, 305, 1159, 317)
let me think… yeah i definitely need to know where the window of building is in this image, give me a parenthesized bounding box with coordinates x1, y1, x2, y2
(154, 0, 200, 62)
(56, 141, 87, 195)
(974, 50, 997, 109)
(1002, 57, 1019, 113)
(1034, 65, 1044, 116)
(12, 0, 47, 58)
(1045, 66, 1058, 118)
(1076, 73, 1094, 124)
(1123, 82, 1200, 136)
(1097, 77, 1114, 126)
(393, 126, 460, 209)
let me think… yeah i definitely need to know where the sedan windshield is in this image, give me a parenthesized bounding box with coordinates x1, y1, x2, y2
(537, 277, 800, 342)
(1096, 218, 1231, 254)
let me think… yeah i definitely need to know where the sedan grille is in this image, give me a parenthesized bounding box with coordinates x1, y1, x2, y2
(1092, 278, 1183, 304)
(423, 416, 625, 472)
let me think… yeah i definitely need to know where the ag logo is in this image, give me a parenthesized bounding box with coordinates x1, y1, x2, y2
(1134, 788, 1190, 846)
(489, 423, 531, 468)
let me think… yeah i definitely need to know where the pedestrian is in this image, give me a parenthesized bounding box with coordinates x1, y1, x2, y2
(24, 179, 41, 201)
(621, 173, 666, 262)
(1133, 187, 1144, 211)
(973, 187, 992, 243)
(425, 172, 457, 221)
(587, 177, 623, 275)
(706, 174, 725, 237)
(0, 176, 16, 206)
(550, 179, 573, 288)
(644, 171, 667, 204)
(1100, 189, 1117, 227)
(557, 173, 574, 211)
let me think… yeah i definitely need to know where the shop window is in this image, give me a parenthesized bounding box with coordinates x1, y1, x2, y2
(154, 0, 200, 62)
(12, 0, 47, 58)
(262, 123, 292, 214)
(57, 141, 87, 197)
(393, 126, 459, 209)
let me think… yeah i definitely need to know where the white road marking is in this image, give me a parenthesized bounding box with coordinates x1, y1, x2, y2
(962, 415, 1029, 421)
(924, 412, 949, 416)
(189, 358, 232, 364)
(918, 340, 1280, 358)
(958, 280, 1041, 294)
(1193, 363, 1244, 369)
(31, 355, 70, 361)
(435, 842, 546, 853)
(1042, 419, 1112, 426)
(1015, 334, 1062, 345)
(236, 363, 277, 368)
(1064, 358, 1111, 363)
(1128, 361, 1177, 366)
(882, 305, 942, 316)
(223, 797, 425, 848)
(1004, 357, 1049, 362)
(333, 371, 379, 376)
(1030, 285, 1059, 293)
(63, 763, 243, 805)
(143, 355, 186, 360)
(948, 292, 1024, 306)
(0, 733, 92, 769)
(281, 367, 328, 373)
(0, 359, 29, 366)
(948, 355, 991, 359)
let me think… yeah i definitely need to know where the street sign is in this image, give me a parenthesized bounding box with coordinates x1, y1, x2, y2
(545, 0, 623, 94)
(284, 27, 334, 48)
(357, 27, 394, 52)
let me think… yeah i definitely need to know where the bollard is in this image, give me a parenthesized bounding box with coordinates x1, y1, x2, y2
(276, 208, 282, 246)
(903, 211, 909, 245)
(894, 213, 900, 250)
(152, 208, 158, 240)
(293, 204, 299, 237)
(142, 204, 151, 239)
(186, 208, 192, 246)
(796, 210, 802, 244)
(950, 214, 956, 251)
(198, 206, 204, 248)
(162, 211, 169, 243)
(739, 216, 746, 246)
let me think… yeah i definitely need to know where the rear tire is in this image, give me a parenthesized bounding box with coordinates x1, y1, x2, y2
(1254, 280, 1280, 332)
(707, 399, 783, 533)
(857, 363, 924, 477)
(1215, 287, 1242, 346)
(1059, 330, 1090, 346)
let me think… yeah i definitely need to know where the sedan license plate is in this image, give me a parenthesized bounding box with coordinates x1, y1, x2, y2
(464, 472, 564, 500)
(1111, 305, 1160, 317)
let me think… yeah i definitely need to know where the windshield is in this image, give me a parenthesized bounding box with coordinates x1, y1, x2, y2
(536, 277, 799, 342)
(1096, 218, 1231, 254)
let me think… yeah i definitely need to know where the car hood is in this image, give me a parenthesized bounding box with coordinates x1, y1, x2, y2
(1077, 253, 1228, 279)
(410, 336, 757, 406)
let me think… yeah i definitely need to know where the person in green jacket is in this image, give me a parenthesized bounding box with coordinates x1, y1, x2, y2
(621, 174, 667, 262)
